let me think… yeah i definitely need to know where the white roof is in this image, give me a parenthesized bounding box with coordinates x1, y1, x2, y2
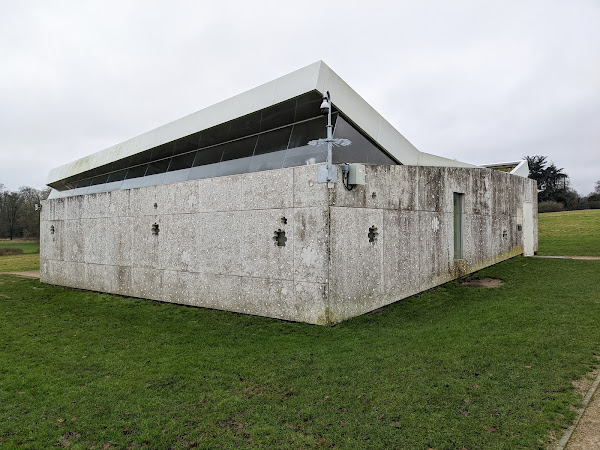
(47, 61, 477, 185)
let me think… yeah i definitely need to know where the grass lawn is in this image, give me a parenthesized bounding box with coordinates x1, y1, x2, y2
(0, 254, 39, 272)
(0, 240, 40, 272)
(0, 239, 40, 255)
(1, 258, 600, 448)
(538, 209, 600, 256)
(1, 212, 599, 448)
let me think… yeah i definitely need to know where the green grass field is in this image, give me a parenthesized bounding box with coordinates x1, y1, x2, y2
(0, 239, 40, 254)
(538, 209, 600, 256)
(0, 240, 40, 272)
(1, 211, 599, 448)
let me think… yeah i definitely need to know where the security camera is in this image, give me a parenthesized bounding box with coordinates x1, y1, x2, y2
(320, 90, 331, 115)
(320, 98, 330, 115)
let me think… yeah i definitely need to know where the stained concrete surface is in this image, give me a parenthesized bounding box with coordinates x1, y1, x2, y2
(41, 164, 537, 325)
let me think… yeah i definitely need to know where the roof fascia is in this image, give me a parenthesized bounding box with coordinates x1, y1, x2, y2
(47, 61, 323, 185)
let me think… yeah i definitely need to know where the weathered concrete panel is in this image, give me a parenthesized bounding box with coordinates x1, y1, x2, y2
(131, 267, 163, 300)
(82, 218, 110, 265)
(108, 216, 133, 266)
(195, 211, 241, 275)
(418, 211, 453, 292)
(330, 165, 418, 211)
(108, 189, 130, 217)
(329, 206, 384, 320)
(471, 169, 492, 215)
(40, 220, 63, 261)
(240, 277, 295, 320)
(131, 216, 161, 269)
(41, 164, 538, 325)
(197, 175, 242, 212)
(293, 165, 328, 208)
(417, 166, 445, 212)
(83, 192, 111, 219)
(62, 219, 84, 263)
(382, 209, 420, 301)
(240, 209, 294, 280)
(293, 207, 329, 283)
(294, 281, 329, 325)
(241, 169, 293, 210)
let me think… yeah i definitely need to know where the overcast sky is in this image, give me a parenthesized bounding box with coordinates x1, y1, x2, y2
(1, 0, 598, 194)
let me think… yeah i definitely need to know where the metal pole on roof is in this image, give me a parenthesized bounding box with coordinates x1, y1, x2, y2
(311, 91, 351, 185)
(325, 92, 334, 184)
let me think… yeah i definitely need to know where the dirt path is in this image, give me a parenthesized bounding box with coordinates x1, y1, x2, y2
(532, 255, 600, 261)
(2, 270, 40, 278)
(556, 359, 600, 449)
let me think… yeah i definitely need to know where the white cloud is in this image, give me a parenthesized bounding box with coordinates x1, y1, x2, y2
(0, 0, 598, 194)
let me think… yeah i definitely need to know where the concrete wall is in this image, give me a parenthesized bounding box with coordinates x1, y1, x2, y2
(41, 164, 537, 325)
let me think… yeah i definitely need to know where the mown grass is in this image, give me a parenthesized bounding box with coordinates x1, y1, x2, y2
(0, 239, 40, 255)
(538, 209, 600, 256)
(0, 240, 40, 272)
(0, 254, 39, 272)
(1, 257, 600, 448)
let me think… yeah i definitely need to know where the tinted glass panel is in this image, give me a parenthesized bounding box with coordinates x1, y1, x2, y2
(150, 144, 173, 161)
(188, 163, 220, 180)
(146, 158, 170, 175)
(88, 178, 108, 193)
(173, 133, 201, 156)
(228, 112, 261, 141)
(90, 174, 109, 186)
(75, 178, 92, 188)
(193, 146, 223, 167)
(295, 92, 324, 123)
(121, 177, 147, 190)
(287, 116, 328, 149)
(332, 115, 397, 165)
(168, 152, 196, 171)
(260, 98, 296, 132)
(107, 169, 128, 183)
(130, 151, 151, 166)
(254, 126, 292, 155)
(163, 168, 191, 184)
(282, 146, 327, 168)
(139, 172, 166, 187)
(219, 157, 253, 176)
(111, 157, 132, 173)
(104, 180, 124, 192)
(125, 164, 148, 179)
(248, 150, 287, 173)
(368, 148, 397, 165)
(199, 123, 229, 148)
(221, 136, 257, 162)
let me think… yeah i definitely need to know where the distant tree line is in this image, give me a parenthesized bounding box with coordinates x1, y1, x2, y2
(0, 184, 51, 240)
(525, 155, 600, 213)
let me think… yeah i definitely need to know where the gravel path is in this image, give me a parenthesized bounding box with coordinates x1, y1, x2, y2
(531, 255, 600, 260)
(2, 270, 40, 278)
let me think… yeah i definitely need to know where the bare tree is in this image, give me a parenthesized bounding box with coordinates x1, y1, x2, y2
(1, 191, 22, 240)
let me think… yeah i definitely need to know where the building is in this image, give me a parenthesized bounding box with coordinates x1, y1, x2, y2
(40, 61, 538, 325)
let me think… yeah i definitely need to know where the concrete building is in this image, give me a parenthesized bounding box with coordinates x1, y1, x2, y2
(40, 61, 538, 325)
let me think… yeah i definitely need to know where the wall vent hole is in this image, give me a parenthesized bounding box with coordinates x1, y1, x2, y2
(368, 226, 378, 243)
(273, 229, 287, 247)
(281, 216, 287, 225)
(50, 225, 55, 235)
(371, 192, 377, 199)
(152, 223, 160, 236)
(153, 203, 158, 209)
